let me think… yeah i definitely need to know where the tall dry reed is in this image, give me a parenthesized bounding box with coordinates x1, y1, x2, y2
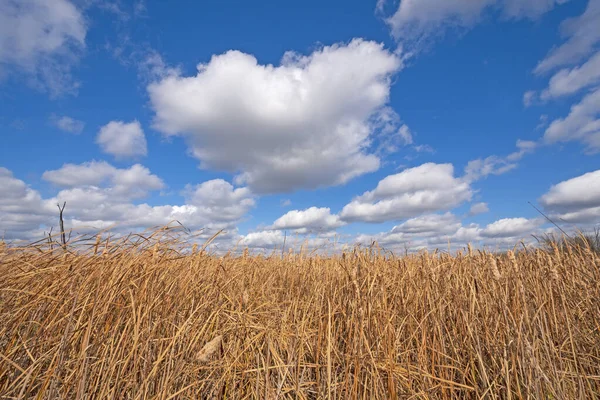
(1, 230, 599, 399)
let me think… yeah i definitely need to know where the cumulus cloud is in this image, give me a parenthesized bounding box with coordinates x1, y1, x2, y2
(270, 207, 345, 233)
(0, 167, 52, 238)
(148, 39, 404, 194)
(391, 212, 461, 235)
(541, 51, 600, 100)
(469, 202, 490, 215)
(481, 217, 544, 238)
(184, 179, 255, 224)
(534, 0, 600, 75)
(96, 120, 148, 159)
(353, 214, 546, 252)
(539, 169, 600, 223)
(1, 163, 255, 241)
(543, 87, 600, 152)
(340, 163, 472, 223)
(43, 161, 163, 197)
(0, 0, 86, 96)
(239, 229, 331, 251)
(50, 115, 84, 134)
(381, 0, 569, 48)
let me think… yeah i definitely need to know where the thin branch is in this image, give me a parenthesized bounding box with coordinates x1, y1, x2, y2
(57, 202, 67, 249)
(528, 201, 571, 239)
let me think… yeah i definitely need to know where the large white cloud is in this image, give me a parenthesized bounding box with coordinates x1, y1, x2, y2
(0, 0, 86, 95)
(543, 87, 600, 152)
(148, 39, 405, 194)
(382, 0, 569, 47)
(540, 169, 600, 223)
(270, 207, 345, 233)
(534, 0, 600, 75)
(96, 120, 148, 159)
(340, 163, 472, 223)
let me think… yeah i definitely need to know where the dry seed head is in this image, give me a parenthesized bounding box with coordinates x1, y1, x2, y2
(352, 261, 361, 282)
(551, 242, 561, 262)
(508, 250, 518, 272)
(546, 254, 559, 281)
(242, 289, 249, 307)
(197, 335, 223, 363)
(487, 254, 501, 281)
(467, 243, 473, 258)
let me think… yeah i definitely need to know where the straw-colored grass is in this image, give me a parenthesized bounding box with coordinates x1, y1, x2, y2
(1, 231, 599, 399)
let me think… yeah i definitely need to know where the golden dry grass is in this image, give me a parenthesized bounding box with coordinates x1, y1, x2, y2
(1, 231, 600, 399)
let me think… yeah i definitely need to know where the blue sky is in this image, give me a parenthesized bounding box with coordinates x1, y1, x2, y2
(1, 0, 599, 252)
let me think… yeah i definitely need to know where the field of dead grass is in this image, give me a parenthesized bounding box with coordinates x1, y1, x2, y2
(1, 231, 599, 399)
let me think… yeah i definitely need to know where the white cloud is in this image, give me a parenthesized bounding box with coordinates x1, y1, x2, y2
(382, 0, 568, 48)
(541, 50, 600, 100)
(534, 0, 600, 74)
(239, 230, 286, 249)
(137, 50, 180, 82)
(1, 162, 255, 241)
(0, 168, 53, 239)
(47, 175, 252, 231)
(507, 139, 538, 161)
(453, 224, 483, 243)
(481, 217, 544, 238)
(50, 115, 84, 134)
(184, 179, 255, 224)
(96, 120, 148, 159)
(543, 87, 600, 152)
(398, 124, 414, 145)
(523, 90, 537, 107)
(270, 207, 345, 233)
(340, 163, 472, 223)
(384, 0, 492, 45)
(503, 0, 570, 19)
(353, 214, 546, 252)
(148, 39, 403, 194)
(413, 144, 435, 153)
(43, 161, 163, 198)
(239, 229, 331, 251)
(464, 156, 517, 181)
(372, 108, 414, 154)
(0, 0, 86, 96)
(469, 202, 490, 215)
(391, 212, 460, 235)
(465, 139, 537, 181)
(539, 169, 600, 223)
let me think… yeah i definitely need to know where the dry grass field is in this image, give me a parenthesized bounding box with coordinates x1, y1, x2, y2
(1, 230, 599, 399)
